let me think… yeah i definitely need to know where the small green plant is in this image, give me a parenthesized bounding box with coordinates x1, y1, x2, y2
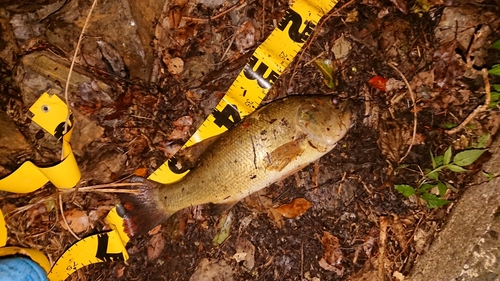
(395, 147, 486, 208)
(488, 39, 500, 108)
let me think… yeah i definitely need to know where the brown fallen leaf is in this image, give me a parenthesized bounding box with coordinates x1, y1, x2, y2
(318, 231, 344, 275)
(147, 232, 165, 261)
(242, 189, 284, 228)
(274, 198, 312, 218)
(60, 209, 90, 234)
(134, 167, 148, 177)
(235, 21, 257, 53)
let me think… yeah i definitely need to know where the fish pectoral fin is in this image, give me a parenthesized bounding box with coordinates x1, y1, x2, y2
(207, 201, 239, 217)
(265, 136, 306, 171)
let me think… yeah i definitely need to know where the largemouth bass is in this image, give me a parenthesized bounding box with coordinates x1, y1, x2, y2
(120, 95, 353, 236)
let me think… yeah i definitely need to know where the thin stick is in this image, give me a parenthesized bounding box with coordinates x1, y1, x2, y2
(59, 182, 142, 193)
(378, 216, 389, 281)
(446, 68, 491, 135)
(59, 193, 81, 240)
(388, 62, 417, 163)
(61, 0, 98, 160)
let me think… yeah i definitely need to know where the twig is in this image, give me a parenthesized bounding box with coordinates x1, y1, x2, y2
(59, 182, 142, 194)
(378, 216, 389, 281)
(446, 68, 491, 135)
(59, 193, 81, 240)
(61, 0, 98, 160)
(287, 0, 355, 89)
(300, 242, 304, 281)
(387, 62, 417, 163)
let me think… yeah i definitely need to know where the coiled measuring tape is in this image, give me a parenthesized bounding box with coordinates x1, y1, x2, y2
(0, 93, 80, 192)
(0, 0, 339, 279)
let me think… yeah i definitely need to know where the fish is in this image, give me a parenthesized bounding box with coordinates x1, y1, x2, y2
(119, 95, 353, 237)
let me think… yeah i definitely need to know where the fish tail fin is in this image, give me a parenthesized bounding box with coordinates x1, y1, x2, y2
(118, 177, 170, 237)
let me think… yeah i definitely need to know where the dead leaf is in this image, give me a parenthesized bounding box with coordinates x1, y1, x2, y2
(60, 209, 90, 234)
(235, 21, 256, 53)
(331, 34, 352, 63)
(385, 78, 405, 92)
(377, 119, 411, 163)
(115, 265, 125, 279)
(147, 232, 165, 260)
(173, 116, 193, 127)
(189, 258, 234, 281)
(393, 271, 405, 280)
(149, 224, 162, 235)
(167, 57, 184, 75)
(242, 189, 284, 228)
(389, 0, 408, 14)
(274, 198, 312, 218)
(318, 231, 344, 275)
(233, 237, 255, 270)
(134, 167, 148, 177)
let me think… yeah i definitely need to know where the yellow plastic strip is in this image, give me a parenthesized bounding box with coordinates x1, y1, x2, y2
(149, 0, 339, 184)
(0, 210, 51, 273)
(0, 210, 7, 247)
(47, 208, 129, 281)
(0, 93, 81, 192)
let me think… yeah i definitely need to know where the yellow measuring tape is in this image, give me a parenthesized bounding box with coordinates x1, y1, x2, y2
(0, 93, 80, 193)
(0, 0, 338, 279)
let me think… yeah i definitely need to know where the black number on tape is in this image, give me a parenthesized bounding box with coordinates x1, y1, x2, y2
(243, 56, 279, 90)
(213, 104, 242, 129)
(277, 9, 315, 43)
(95, 233, 125, 262)
(167, 156, 189, 174)
(54, 114, 75, 140)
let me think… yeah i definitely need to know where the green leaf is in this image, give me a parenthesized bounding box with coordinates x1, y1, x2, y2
(453, 149, 487, 167)
(475, 133, 490, 148)
(445, 181, 457, 192)
(212, 211, 234, 246)
(313, 59, 336, 88)
(493, 39, 500, 51)
(434, 155, 444, 167)
(447, 164, 467, 172)
(483, 171, 496, 181)
(443, 146, 452, 165)
(489, 91, 500, 108)
(440, 123, 457, 129)
(430, 151, 437, 169)
(421, 193, 450, 208)
(437, 181, 447, 197)
(489, 65, 500, 76)
(493, 84, 500, 92)
(427, 170, 439, 180)
(419, 183, 435, 193)
(395, 184, 416, 197)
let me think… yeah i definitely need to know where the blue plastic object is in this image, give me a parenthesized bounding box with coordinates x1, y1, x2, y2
(0, 256, 48, 281)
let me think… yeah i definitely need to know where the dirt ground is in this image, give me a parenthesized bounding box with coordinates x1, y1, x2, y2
(1, 0, 500, 280)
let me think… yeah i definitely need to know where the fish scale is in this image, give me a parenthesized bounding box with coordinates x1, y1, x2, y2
(120, 95, 353, 236)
